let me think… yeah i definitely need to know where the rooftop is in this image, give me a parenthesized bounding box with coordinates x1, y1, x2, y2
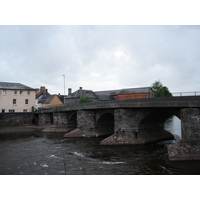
(66, 88, 98, 99)
(38, 95, 55, 104)
(0, 82, 35, 91)
(119, 87, 153, 94)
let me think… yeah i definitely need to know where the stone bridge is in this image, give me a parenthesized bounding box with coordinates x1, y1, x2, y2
(35, 96, 200, 161)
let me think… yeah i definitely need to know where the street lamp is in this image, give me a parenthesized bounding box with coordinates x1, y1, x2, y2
(63, 75, 65, 105)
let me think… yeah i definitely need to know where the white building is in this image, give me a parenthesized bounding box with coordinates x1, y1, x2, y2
(0, 82, 35, 113)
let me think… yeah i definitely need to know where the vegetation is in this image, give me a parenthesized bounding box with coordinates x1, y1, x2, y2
(79, 96, 93, 103)
(52, 107, 58, 112)
(151, 80, 172, 97)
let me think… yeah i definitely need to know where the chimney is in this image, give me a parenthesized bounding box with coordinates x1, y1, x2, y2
(79, 87, 83, 97)
(40, 86, 45, 91)
(68, 88, 72, 95)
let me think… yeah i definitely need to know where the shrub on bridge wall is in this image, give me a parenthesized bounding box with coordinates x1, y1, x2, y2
(79, 96, 93, 103)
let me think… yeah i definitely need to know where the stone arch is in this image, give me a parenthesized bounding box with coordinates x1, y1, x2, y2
(96, 109, 114, 122)
(138, 108, 181, 131)
(96, 112, 114, 135)
(138, 109, 173, 132)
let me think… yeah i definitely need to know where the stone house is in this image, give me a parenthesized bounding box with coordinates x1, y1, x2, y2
(65, 87, 99, 105)
(0, 82, 35, 113)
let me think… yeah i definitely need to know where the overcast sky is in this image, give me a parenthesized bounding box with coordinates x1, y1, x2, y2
(1, 25, 200, 95)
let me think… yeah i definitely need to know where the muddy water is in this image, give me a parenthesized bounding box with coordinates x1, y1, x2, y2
(0, 116, 200, 175)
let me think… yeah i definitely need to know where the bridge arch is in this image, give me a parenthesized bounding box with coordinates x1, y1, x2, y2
(96, 112, 114, 135)
(138, 110, 173, 132)
(138, 108, 181, 141)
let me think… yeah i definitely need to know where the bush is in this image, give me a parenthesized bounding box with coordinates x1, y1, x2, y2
(79, 96, 93, 103)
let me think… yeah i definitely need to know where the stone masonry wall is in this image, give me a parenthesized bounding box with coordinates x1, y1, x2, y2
(77, 110, 96, 129)
(181, 108, 200, 143)
(0, 113, 34, 126)
(39, 113, 53, 126)
(53, 113, 68, 126)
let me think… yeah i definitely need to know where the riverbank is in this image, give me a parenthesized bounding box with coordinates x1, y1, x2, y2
(0, 125, 44, 134)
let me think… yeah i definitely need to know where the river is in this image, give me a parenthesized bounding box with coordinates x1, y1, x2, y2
(0, 116, 200, 175)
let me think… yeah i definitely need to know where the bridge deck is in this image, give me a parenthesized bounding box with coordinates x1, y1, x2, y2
(38, 96, 200, 113)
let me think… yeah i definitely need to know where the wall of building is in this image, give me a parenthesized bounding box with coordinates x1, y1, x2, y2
(0, 89, 35, 113)
(65, 97, 99, 105)
(117, 93, 148, 100)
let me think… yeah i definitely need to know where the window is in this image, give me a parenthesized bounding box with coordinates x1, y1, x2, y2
(9, 110, 15, 113)
(13, 99, 17, 105)
(20, 91, 23, 95)
(2, 109, 5, 113)
(3, 90, 6, 95)
(23, 109, 28, 112)
(25, 99, 29, 104)
(27, 91, 30, 95)
(14, 90, 17, 95)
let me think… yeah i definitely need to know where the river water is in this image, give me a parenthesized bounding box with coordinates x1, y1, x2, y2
(0, 116, 200, 175)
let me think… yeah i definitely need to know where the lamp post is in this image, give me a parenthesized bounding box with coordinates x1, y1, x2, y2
(63, 75, 65, 105)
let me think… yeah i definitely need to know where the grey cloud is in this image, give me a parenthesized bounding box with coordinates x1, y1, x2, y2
(0, 25, 200, 94)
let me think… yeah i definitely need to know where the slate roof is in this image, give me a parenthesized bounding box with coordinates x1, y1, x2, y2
(119, 87, 153, 95)
(0, 82, 35, 91)
(38, 95, 55, 104)
(58, 95, 65, 104)
(94, 89, 121, 101)
(66, 89, 98, 99)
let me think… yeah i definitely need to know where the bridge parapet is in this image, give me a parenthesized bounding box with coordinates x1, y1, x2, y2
(38, 96, 200, 113)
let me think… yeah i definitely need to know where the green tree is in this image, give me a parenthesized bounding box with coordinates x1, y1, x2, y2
(152, 80, 163, 94)
(79, 96, 93, 103)
(152, 80, 172, 97)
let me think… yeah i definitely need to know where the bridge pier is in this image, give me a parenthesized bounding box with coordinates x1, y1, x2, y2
(101, 108, 174, 145)
(64, 110, 108, 137)
(42, 112, 74, 133)
(39, 113, 53, 126)
(168, 108, 200, 161)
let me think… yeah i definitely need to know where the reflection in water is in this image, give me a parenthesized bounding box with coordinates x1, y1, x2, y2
(0, 116, 200, 175)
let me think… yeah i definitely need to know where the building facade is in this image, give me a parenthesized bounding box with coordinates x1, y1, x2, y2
(0, 82, 35, 113)
(117, 87, 154, 100)
(35, 86, 50, 110)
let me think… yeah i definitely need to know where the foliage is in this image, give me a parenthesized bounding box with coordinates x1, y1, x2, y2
(151, 80, 163, 94)
(152, 80, 172, 97)
(52, 107, 58, 112)
(79, 96, 93, 103)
